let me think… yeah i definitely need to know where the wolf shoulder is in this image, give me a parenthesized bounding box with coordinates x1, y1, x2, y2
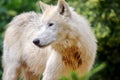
(4, 11, 42, 45)
(7, 11, 42, 28)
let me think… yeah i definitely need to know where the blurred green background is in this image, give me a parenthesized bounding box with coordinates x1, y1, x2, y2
(0, 0, 120, 80)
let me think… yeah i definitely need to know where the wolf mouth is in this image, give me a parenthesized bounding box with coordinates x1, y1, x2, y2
(36, 41, 54, 48)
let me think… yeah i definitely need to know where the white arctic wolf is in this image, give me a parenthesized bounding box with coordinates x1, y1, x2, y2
(2, 0, 97, 80)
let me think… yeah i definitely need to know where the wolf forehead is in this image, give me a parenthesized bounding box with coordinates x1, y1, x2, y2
(39, 0, 73, 22)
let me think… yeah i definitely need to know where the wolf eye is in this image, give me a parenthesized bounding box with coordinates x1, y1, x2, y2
(48, 23, 54, 27)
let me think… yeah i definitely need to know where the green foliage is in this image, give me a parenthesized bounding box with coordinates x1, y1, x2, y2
(0, 0, 120, 80)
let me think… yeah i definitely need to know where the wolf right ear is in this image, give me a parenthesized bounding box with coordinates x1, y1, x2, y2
(57, 0, 71, 17)
(39, 1, 50, 13)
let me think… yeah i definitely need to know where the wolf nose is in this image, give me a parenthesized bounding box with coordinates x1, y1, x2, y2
(33, 39, 40, 45)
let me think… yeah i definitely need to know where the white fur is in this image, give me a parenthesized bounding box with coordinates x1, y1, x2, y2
(2, 0, 97, 80)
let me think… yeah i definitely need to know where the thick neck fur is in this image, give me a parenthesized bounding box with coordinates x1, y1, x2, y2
(52, 32, 82, 69)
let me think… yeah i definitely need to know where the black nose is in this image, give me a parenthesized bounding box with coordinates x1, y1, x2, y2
(33, 39, 40, 45)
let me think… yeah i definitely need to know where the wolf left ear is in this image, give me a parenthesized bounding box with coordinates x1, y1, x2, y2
(57, 0, 71, 17)
(39, 1, 50, 13)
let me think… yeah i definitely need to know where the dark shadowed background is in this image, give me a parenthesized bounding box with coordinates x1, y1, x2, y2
(0, 0, 120, 80)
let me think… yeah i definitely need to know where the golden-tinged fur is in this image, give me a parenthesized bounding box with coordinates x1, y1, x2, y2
(2, 0, 97, 80)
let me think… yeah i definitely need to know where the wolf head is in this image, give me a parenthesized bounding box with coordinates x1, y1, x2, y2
(33, 0, 73, 48)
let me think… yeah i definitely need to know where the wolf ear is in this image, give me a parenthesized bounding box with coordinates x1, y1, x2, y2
(57, 0, 71, 17)
(39, 1, 50, 13)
